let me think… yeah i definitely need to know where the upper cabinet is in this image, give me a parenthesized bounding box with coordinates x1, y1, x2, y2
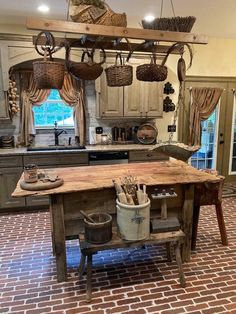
(96, 56, 164, 119)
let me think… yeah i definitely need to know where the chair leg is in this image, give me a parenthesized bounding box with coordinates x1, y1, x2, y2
(78, 253, 86, 279)
(86, 254, 93, 303)
(174, 241, 186, 288)
(215, 202, 228, 246)
(191, 204, 200, 251)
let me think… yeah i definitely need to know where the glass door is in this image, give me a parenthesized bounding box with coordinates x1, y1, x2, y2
(190, 108, 219, 170)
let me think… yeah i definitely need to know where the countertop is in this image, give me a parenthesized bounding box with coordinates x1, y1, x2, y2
(0, 144, 156, 156)
(13, 160, 221, 197)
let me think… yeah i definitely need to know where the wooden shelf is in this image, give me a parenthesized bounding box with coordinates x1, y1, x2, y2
(27, 17, 208, 45)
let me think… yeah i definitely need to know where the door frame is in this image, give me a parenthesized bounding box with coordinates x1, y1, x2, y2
(180, 76, 236, 181)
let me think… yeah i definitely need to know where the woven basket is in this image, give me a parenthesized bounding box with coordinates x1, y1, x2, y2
(66, 44, 106, 81)
(33, 55, 65, 89)
(105, 52, 133, 87)
(142, 16, 196, 33)
(70, 3, 127, 27)
(136, 55, 167, 82)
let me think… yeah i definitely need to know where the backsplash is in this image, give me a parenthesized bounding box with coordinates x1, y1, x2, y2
(1, 80, 175, 147)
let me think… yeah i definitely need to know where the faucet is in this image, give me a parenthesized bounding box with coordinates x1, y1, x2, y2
(54, 121, 67, 146)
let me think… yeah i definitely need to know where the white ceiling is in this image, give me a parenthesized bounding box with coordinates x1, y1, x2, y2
(0, 0, 235, 39)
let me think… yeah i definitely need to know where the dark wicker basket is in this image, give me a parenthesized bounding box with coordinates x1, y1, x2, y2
(105, 53, 133, 87)
(142, 16, 196, 33)
(136, 55, 167, 82)
(33, 59, 65, 89)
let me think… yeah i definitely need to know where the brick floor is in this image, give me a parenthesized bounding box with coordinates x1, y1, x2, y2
(0, 198, 236, 314)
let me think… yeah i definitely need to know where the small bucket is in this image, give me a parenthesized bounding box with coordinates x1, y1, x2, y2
(116, 198, 150, 241)
(84, 213, 112, 244)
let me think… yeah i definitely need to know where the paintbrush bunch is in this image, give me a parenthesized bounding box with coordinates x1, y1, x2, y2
(113, 175, 148, 205)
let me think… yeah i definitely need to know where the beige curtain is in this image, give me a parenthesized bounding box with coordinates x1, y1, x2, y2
(18, 73, 50, 146)
(59, 73, 86, 146)
(18, 72, 86, 147)
(188, 87, 223, 146)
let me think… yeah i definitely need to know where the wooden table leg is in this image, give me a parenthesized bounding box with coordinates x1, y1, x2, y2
(78, 254, 86, 279)
(50, 194, 67, 282)
(174, 241, 186, 288)
(86, 254, 93, 303)
(166, 242, 172, 262)
(191, 203, 200, 251)
(182, 184, 194, 262)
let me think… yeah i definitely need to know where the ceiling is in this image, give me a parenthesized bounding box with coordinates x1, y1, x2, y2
(0, 0, 235, 39)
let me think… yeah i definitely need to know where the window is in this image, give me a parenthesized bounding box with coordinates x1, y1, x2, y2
(190, 108, 219, 170)
(33, 89, 74, 128)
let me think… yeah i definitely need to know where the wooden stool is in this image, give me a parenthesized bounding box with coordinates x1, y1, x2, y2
(192, 174, 228, 250)
(78, 229, 186, 302)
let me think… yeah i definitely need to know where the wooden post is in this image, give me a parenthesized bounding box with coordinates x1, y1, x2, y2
(50, 194, 67, 282)
(182, 184, 194, 262)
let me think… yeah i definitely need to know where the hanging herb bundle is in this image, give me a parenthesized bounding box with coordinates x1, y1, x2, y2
(8, 75, 20, 117)
(71, 0, 105, 9)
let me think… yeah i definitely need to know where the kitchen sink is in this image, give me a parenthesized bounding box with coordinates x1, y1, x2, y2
(27, 146, 86, 151)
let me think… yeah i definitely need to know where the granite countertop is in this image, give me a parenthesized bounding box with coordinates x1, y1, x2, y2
(0, 144, 156, 156)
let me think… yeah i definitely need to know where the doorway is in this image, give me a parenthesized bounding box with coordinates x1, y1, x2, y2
(181, 76, 236, 181)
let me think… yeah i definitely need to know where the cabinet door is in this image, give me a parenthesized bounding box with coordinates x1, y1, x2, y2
(0, 167, 25, 208)
(124, 59, 163, 118)
(96, 59, 123, 118)
(143, 81, 163, 117)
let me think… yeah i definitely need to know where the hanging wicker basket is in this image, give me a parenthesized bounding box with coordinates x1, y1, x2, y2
(142, 16, 196, 33)
(33, 32, 65, 90)
(105, 52, 133, 87)
(136, 55, 168, 82)
(69, 3, 127, 27)
(33, 57, 65, 90)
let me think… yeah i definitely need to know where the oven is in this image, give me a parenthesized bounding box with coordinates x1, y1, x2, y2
(89, 151, 129, 165)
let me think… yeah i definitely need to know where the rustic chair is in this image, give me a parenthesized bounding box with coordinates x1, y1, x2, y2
(192, 171, 228, 250)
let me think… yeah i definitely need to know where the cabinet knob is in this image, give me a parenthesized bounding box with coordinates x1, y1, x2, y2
(140, 111, 143, 116)
(147, 153, 152, 157)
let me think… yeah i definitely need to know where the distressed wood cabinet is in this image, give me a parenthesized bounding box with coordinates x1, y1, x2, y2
(96, 56, 163, 119)
(0, 156, 25, 208)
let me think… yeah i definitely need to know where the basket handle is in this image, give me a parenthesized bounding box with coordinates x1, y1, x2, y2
(81, 49, 93, 63)
(115, 52, 123, 65)
(35, 31, 55, 60)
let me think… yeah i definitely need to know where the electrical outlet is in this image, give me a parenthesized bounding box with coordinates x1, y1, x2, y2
(168, 125, 176, 132)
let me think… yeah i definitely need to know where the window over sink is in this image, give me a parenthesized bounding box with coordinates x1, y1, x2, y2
(33, 89, 74, 128)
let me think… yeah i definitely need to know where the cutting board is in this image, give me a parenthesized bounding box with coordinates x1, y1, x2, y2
(20, 178, 64, 191)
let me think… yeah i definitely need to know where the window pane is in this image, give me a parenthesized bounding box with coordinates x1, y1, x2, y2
(33, 89, 74, 127)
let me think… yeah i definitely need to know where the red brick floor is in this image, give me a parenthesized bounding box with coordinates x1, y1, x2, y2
(0, 198, 236, 314)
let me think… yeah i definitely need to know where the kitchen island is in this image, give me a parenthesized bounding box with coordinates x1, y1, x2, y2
(12, 160, 222, 282)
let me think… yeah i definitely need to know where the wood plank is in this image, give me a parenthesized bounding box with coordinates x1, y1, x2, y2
(50, 194, 67, 282)
(32, 35, 183, 55)
(12, 160, 221, 198)
(26, 17, 208, 45)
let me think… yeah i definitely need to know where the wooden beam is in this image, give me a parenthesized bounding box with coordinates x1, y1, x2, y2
(27, 17, 208, 45)
(32, 36, 183, 55)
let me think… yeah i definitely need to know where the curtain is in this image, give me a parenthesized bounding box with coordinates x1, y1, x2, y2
(18, 73, 50, 146)
(58, 73, 86, 147)
(188, 87, 223, 146)
(18, 72, 86, 147)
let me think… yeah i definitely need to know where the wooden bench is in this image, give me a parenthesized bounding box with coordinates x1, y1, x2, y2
(78, 229, 186, 302)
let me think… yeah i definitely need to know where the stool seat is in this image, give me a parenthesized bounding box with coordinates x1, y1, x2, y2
(78, 228, 186, 302)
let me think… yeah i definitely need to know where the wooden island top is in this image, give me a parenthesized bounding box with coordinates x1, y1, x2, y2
(12, 159, 220, 197)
